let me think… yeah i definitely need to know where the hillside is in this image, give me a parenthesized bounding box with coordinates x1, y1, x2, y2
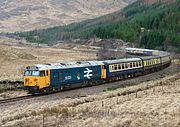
(0, 0, 135, 32)
(18, 0, 180, 53)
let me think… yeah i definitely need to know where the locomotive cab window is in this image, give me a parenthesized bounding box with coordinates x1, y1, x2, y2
(32, 71, 40, 76)
(24, 70, 31, 76)
(24, 70, 41, 76)
(46, 70, 49, 76)
(40, 71, 45, 76)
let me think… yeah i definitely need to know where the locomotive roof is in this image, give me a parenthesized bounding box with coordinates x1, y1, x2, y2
(27, 61, 104, 71)
(103, 58, 141, 64)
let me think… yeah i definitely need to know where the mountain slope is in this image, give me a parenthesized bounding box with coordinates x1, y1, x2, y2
(0, 0, 136, 32)
(19, 0, 180, 52)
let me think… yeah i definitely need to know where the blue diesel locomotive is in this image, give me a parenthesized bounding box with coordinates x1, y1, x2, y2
(24, 61, 106, 94)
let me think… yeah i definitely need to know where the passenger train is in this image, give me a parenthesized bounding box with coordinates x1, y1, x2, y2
(24, 48, 171, 94)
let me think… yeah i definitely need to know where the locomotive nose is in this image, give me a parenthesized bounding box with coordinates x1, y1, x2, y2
(24, 77, 38, 86)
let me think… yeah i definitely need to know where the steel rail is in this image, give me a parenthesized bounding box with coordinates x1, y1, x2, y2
(0, 95, 35, 104)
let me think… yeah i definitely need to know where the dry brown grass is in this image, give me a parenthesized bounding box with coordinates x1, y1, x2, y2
(0, 44, 96, 81)
(174, 59, 180, 65)
(0, 90, 26, 100)
(0, 72, 180, 127)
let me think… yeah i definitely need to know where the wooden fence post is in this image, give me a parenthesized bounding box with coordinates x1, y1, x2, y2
(102, 101, 104, 107)
(43, 114, 45, 127)
(153, 87, 155, 93)
(56, 115, 58, 127)
(162, 85, 164, 93)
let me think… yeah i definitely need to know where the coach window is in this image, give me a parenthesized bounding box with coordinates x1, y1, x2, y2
(118, 64, 121, 70)
(135, 62, 138, 67)
(111, 65, 115, 71)
(130, 63, 132, 68)
(122, 64, 125, 69)
(139, 62, 141, 66)
(114, 65, 118, 70)
(125, 63, 128, 68)
(110, 65, 112, 70)
(133, 62, 136, 67)
(110, 65, 113, 70)
(112, 65, 115, 70)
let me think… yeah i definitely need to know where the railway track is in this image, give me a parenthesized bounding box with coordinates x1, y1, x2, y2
(0, 95, 35, 104)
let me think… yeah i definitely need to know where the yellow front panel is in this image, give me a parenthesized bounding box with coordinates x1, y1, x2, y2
(24, 70, 50, 89)
(24, 76, 39, 87)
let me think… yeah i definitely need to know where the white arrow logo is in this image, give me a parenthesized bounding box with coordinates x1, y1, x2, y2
(84, 68, 93, 79)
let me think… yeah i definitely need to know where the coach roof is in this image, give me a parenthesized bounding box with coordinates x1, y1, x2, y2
(102, 58, 142, 64)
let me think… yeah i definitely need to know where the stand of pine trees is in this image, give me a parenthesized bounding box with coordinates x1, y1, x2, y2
(18, 0, 180, 52)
